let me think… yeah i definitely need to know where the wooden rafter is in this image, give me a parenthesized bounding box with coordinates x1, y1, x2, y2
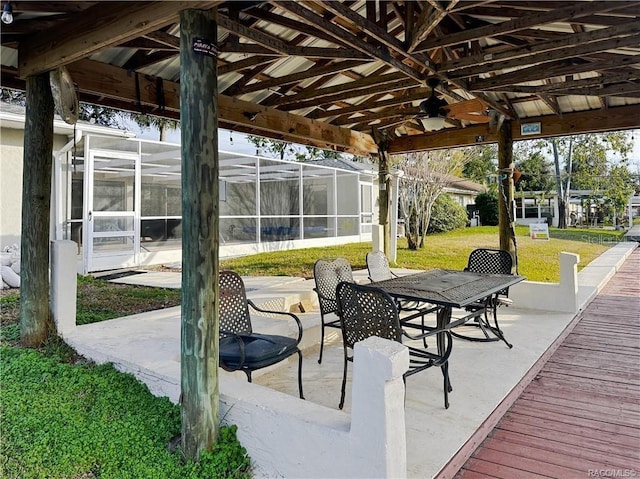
(469, 54, 640, 91)
(441, 21, 640, 74)
(18, 1, 218, 77)
(412, 1, 635, 51)
(275, 1, 426, 83)
(449, 30, 640, 79)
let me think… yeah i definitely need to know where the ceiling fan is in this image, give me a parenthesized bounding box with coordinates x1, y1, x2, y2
(401, 78, 492, 132)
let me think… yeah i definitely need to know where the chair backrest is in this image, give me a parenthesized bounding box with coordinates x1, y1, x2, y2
(366, 250, 394, 282)
(335, 281, 401, 349)
(465, 248, 513, 275)
(219, 270, 252, 338)
(313, 258, 354, 315)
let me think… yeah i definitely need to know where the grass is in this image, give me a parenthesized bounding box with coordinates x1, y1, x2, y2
(220, 226, 625, 282)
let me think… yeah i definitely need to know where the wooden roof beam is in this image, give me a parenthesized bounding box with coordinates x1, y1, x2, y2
(387, 104, 640, 153)
(18, 1, 217, 77)
(236, 60, 367, 95)
(408, 0, 459, 53)
(53, 59, 377, 156)
(442, 21, 640, 74)
(469, 55, 640, 91)
(275, 1, 426, 83)
(317, 1, 435, 72)
(449, 29, 640, 79)
(412, 1, 636, 52)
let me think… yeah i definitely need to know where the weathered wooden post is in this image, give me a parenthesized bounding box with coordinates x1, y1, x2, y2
(20, 73, 55, 346)
(379, 150, 391, 258)
(497, 120, 515, 254)
(180, 8, 220, 460)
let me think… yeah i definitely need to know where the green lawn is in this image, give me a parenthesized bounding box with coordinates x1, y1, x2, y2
(221, 226, 624, 282)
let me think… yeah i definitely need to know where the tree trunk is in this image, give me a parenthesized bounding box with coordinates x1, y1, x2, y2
(180, 8, 220, 460)
(497, 120, 515, 255)
(406, 210, 418, 250)
(20, 74, 55, 347)
(557, 198, 567, 228)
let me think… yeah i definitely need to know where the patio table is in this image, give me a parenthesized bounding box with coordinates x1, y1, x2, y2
(371, 268, 525, 408)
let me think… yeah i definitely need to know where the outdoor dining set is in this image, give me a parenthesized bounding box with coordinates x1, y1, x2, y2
(217, 249, 525, 410)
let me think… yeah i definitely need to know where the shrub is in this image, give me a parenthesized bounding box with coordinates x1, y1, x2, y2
(427, 193, 469, 233)
(475, 191, 499, 226)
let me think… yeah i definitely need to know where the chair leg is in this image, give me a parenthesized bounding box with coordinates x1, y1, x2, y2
(318, 316, 326, 364)
(491, 303, 513, 349)
(441, 364, 450, 409)
(339, 354, 349, 410)
(245, 371, 252, 383)
(296, 350, 305, 400)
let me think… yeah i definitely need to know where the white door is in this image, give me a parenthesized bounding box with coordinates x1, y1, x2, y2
(84, 149, 141, 273)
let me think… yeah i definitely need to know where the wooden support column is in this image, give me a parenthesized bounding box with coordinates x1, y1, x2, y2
(179, 8, 220, 460)
(20, 74, 55, 346)
(379, 152, 391, 258)
(497, 119, 515, 254)
(373, 131, 391, 258)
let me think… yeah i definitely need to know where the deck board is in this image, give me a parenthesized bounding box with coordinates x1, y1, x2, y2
(453, 249, 640, 479)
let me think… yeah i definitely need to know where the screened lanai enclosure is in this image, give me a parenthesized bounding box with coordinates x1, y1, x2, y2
(58, 135, 376, 273)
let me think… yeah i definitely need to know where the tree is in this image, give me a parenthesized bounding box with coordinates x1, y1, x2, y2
(128, 113, 179, 141)
(246, 135, 360, 162)
(513, 145, 554, 193)
(427, 193, 468, 233)
(462, 144, 497, 185)
(2, 88, 125, 128)
(475, 190, 499, 226)
(603, 164, 634, 228)
(514, 132, 633, 228)
(397, 149, 469, 250)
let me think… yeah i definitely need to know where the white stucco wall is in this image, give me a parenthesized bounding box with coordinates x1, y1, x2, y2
(0, 124, 72, 250)
(0, 127, 24, 249)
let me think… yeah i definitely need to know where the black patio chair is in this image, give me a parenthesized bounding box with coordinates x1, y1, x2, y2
(218, 270, 304, 399)
(366, 250, 440, 346)
(312, 257, 354, 364)
(453, 248, 514, 348)
(335, 281, 453, 410)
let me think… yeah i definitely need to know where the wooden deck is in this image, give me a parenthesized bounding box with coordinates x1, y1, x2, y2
(453, 249, 640, 479)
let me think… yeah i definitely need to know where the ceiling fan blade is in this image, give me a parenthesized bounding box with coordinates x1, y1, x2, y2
(444, 98, 487, 116)
(449, 112, 491, 123)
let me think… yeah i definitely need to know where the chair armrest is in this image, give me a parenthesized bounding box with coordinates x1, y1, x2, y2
(247, 299, 303, 343)
(401, 322, 449, 341)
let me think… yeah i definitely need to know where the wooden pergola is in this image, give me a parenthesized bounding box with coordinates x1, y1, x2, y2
(2, 0, 639, 459)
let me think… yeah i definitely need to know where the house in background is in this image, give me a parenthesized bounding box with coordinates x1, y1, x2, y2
(1, 105, 380, 274)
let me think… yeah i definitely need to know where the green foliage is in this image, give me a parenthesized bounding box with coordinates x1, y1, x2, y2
(182, 426, 251, 479)
(514, 148, 554, 192)
(0, 323, 20, 342)
(0, 346, 251, 479)
(427, 194, 468, 233)
(474, 191, 499, 226)
(462, 145, 497, 185)
(246, 134, 361, 163)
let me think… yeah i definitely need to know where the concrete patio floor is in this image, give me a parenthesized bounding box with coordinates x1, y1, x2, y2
(66, 242, 638, 478)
